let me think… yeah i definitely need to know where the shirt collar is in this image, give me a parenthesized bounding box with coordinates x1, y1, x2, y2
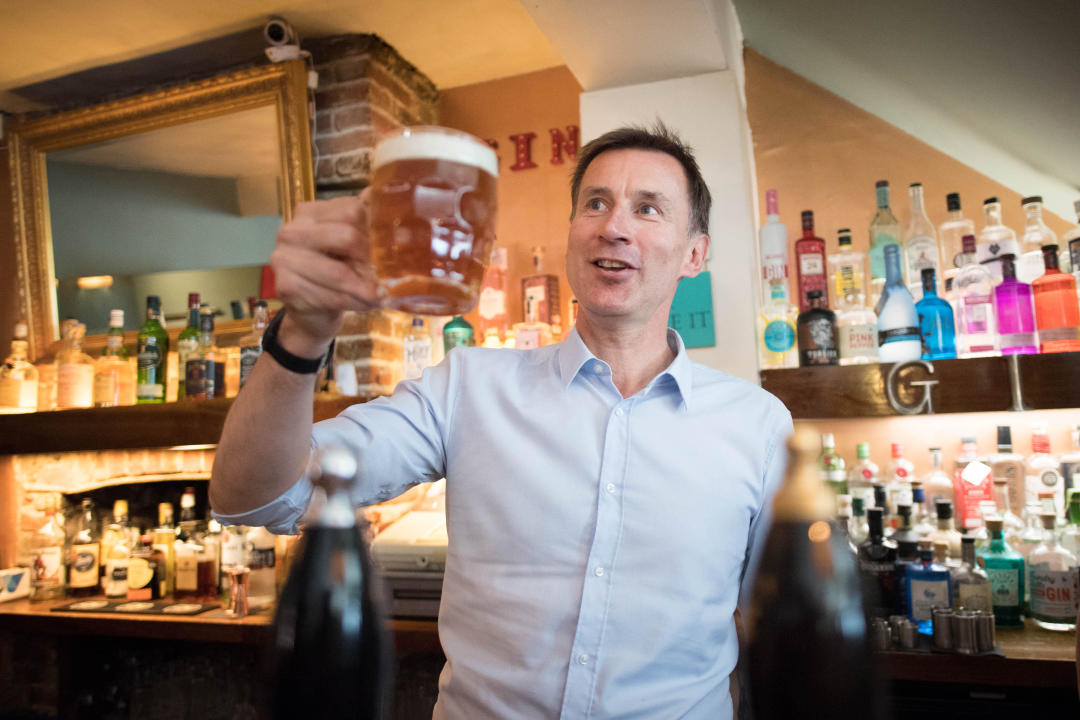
(557, 326, 694, 409)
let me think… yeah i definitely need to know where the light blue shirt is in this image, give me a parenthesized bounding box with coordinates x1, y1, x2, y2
(215, 327, 792, 719)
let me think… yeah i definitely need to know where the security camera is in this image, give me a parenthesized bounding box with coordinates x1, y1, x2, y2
(264, 16, 302, 62)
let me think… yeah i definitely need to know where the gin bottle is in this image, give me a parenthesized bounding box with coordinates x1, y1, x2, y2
(858, 507, 899, 618)
(915, 268, 956, 360)
(848, 442, 879, 510)
(1064, 199, 1080, 295)
(976, 197, 1020, 283)
(931, 499, 963, 562)
(0, 322, 38, 413)
(1061, 429, 1080, 503)
(30, 504, 66, 601)
(1028, 513, 1078, 631)
(1032, 245, 1080, 352)
(828, 228, 865, 311)
(953, 235, 1000, 357)
(477, 246, 510, 342)
(1026, 424, 1064, 513)
(136, 295, 169, 403)
(759, 189, 790, 306)
(875, 244, 922, 363)
(1060, 492, 1080, 557)
(831, 229, 878, 365)
(979, 516, 1025, 627)
(905, 541, 952, 633)
(238, 300, 270, 387)
(56, 320, 95, 409)
(991, 477, 1025, 546)
(521, 245, 560, 325)
(939, 192, 976, 290)
(443, 315, 475, 354)
(176, 293, 200, 400)
(794, 211, 828, 312)
(849, 496, 870, 547)
(994, 255, 1038, 354)
(93, 309, 134, 407)
(818, 433, 847, 496)
(868, 180, 902, 307)
(1017, 196, 1058, 284)
(796, 290, 839, 366)
(990, 425, 1026, 519)
(757, 283, 798, 369)
(952, 536, 993, 612)
(903, 183, 942, 301)
(910, 482, 935, 539)
(923, 447, 955, 511)
(402, 317, 433, 381)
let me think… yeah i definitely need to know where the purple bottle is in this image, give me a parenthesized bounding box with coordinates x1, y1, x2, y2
(994, 254, 1038, 354)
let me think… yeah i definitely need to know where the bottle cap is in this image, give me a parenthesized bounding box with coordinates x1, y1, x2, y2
(856, 442, 870, 459)
(961, 234, 976, 254)
(946, 193, 961, 211)
(984, 196, 998, 205)
(109, 309, 125, 328)
(852, 496, 865, 515)
(1039, 513, 1056, 530)
(412, 317, 424, 328)
(113, 499, 128, 518)
(961, 535, 975, 545)
(765, 189, 779, 216)
(891, 443, 904, 458)
(188, 292, 200, 307)
(1021, 196, 1042, 206)
(996, 425, 1012, 450)
(910, 182, 922, 189)
(1041, 243, 1059, 254)
(961, 436, 977, 446)
(13, 322, 28, 339)
(254, 299, 268, 309)
(875, 180, 889, 189)
(147, 295, 162, 311)
(935, 499, 953, 520)
(801, 210, 814, 228)
(985, 516, 1003, 532)
(897, 504, 912, 519)
(821, 433, 835, 448)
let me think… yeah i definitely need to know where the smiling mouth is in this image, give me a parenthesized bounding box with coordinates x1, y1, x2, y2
(593, 259, 633, 271)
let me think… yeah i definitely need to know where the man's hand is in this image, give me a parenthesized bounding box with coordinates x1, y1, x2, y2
(270, 191, 379, 358)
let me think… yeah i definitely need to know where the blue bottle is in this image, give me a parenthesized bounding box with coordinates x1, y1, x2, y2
(905, 543, 952, 634)
(875, 244, 922, 363)
(915, 268, 957, 360)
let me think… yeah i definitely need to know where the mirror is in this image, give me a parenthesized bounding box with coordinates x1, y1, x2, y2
(9, 61, 314, 359)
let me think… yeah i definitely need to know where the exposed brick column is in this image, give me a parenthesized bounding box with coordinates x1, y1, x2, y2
(305, 34, 439, 397)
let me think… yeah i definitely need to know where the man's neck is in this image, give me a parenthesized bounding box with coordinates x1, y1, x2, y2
(575, 313, 676, 398)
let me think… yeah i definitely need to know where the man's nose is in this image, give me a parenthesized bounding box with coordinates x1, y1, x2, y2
(599, 204, 631, 243)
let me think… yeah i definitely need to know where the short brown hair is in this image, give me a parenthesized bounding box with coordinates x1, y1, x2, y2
(569, 122, 711, 237)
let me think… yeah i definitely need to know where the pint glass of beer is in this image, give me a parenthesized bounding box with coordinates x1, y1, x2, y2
(370, 126, 498, 316)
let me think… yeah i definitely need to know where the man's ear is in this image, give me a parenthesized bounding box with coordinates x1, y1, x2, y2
(681, 233, 710, 278)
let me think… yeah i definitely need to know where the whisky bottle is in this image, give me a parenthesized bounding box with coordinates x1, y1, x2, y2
(93, 310, 134, 407)
(30, 503, 66, 601)
(152, 503, 176, 597)
(56, 320, 95, 409)
(176, 293, 200, 400)
(184, 308, 226, 400)
(136, 295, 169, 403)
(520, 245, 560, 325)
(0, 322, 38, 413)
(103, 501, 132, 599)
(67, 498, 101, 597)
(126, 535, 162, 601)
(239, 300, 270, 387)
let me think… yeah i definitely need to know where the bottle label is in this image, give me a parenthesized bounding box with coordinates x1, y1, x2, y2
(240, 345, 262, 386)
(249, 546, 276, 571)
(515, 328, 541, 350)
(69, 542, 100, 588)
(105, 559, 129, 595)
(768, 282, 787, 302)
(177, 337, 198, 373)
(905, 236, 938, 278)
(0, 377, 37, 409)
(909, 577, 950, 621)
(799, 253, 824, 275)
(176, 554, 199, 592)
(57, 364, 94, 408)
(126, 557, 154, 598)
(137, 344, 162, 370)
(32, 546, 62, 587)
(137, 383, 164, 399)
(878, 326, 920, 345)
(186, 359, 223, 399)
(835, 264, 858, 300)
(763, 319, 795, 353)
(961, 295, 992, 334)
(956, 582, 993, 612)
(839, 321, 877, 359)
(93, 364, 120, 405)
(221, 531, 248, 568)
(403, 336, 433, 380)
(1038, 326, 1080, 343)
(477, 286, 507, 320)
(1030, 564, 1079, 620)
(986, 567, 1020, 607)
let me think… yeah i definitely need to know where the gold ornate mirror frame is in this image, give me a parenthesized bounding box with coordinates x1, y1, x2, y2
(9, 60, 314, 360)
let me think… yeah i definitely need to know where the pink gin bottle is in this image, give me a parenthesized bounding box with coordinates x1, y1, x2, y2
(994, 254, 1038, 354)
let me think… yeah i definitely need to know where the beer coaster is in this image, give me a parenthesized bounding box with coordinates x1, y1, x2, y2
(52, 600, 220, 615)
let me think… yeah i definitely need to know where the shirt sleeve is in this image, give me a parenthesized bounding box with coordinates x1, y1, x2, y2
(737, 397, 793, 611)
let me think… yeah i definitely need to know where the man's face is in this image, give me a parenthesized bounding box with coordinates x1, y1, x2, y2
(566, 148, 708, 329)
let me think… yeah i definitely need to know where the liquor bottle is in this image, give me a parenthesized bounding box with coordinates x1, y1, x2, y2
(1032, 244, 1080, 352)
(442, 315, 475, 355)
(30, 503, 66, 601)
(872, 484, 893, 535)
(868, 180, 902, 307)
(136, 295, 169, 403)
(835, 494, 854, 547)
(402, 317, 433, 381)
(875, 244, 922, 363)
(1060, 492, 1080, 557)
(952, 235, 1000, 357)
(991, 477, 1025, 548)
(923, 447, 954, 510)
(197, 520, 220, 599)
(185, 308, 226, 400)
(757, 284, 799, 369)
(477, 246, 510, 342)
(794, 210, 828, 312)
(100, 500, 130, 589)
(886, 443, 915, 513)
(905, 541, 952, 633)
(248, 525, 278, 609)
(989, 426, 1026, 519)
(978, 517, 1025, 627)
(1027, 424, 1065, 511)
(848, 442, 878, 510)
(858, 507, 899, 619)
(976, 197, 1020, 283)
(818, 433, 847, 496)
(892, 510, 920, 617)
(93, 310, 134, 407)
(220, 524, 248, 600)
(1017, 197, 1058, 284)
(849, 497, 870, 547)
(994, 255, 1038, 354)
(759, 189, 789, 303)
(952, 536, 993, 612)
(954, 450, 994, 533)
(796, 290, 839, 366)
(939, 192, 976, 290)
(67, 498, 100, 597)
(902, 183, 942, 301)
(239, 300, 270, 388)
(56, 320, 94, 409)
(1065, 200, 1080, 295)
(126, 535, 162, 601)
(0, 322, 38, 413)
(1061, 427, 1080, 498)
(836, 303, 878, 366)
(1028, 513, 1079, 631)
(830, 228, 878, 365)
(521, 245, 560, 325)
(152, 503, 176, 597)
(512, 297, 553, 350)
(174, 531, 200, 600)
(176, 293, 200, 400)
(910, 482, 935, 539)
(931, 499, 963, 562)
(828, 228, 860, 311)
(745, 429, 884, 720)
(915, 268, 956, 360)
(271, 447, 394, 720)
(103, 503, 132, 599)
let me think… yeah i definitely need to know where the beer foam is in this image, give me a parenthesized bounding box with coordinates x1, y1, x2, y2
(374, 130, 498, 177)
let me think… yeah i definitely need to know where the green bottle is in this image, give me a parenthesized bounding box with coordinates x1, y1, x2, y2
(977, 517, 1025, 627)
(442, 316, 474, 355)
(136, 295, 170, 403)
(176, 293, 200, 400)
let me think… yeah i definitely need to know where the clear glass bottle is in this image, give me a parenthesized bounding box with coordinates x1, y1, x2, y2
(869, 180, 902, 307)
(67, 498, 101, 597)
(939, 192, 976, 291)
(247, 524, 278, 609)
(831, 229, 878, 365)
(915, 268, 957, 360)
(1032, 244, 1080, 353)
(402, 317, 433, 381)
(910, 482, 935, 539)
(0, 322, 38, 413)
(759, 189, 789, 305)
(56, 320, 95, 409)
(794, 210, 828, 313)
(905, 541, 952, 633)
(757, 281, 799, 369)
(952, 535, 994, 612)
(818, 433, 848, 496)
(931, 499, 963, 562)
(848, 442, 879, 510)
(136, 295, 169, 403)
(1065, 199, 1080, 298)
(152, 503, 176, 597)
(1061, 427, 1080, 499)
(1028, 513, 1078, 631)
(30, 503, 66, 601)
(923, 447, 955, 512)
(886, 443, 915, 515)
(102, 500, 132, 599)
(875, 244, 922, 362)
(93, 309, 134, 407)
(796, 290, 839, 366)
(991, 425, 1026, 516)
(976, 197, 1020, 283)
(873, 484, 893, 536)
(828, 228, 865, 312)
(176, 293, 201, 400)
(835, 494, 854, 550)
(991, 477, 1025, 547)
(521, 245, 560, 325)
(952, 235, 1000, 357)
(239, 300, 270, 388)
(1060, 492, 1080, 558)
(1017, 196, 1058, 284)
(1026, 423, 1064, 513)
(477, 246, 510, 342)
(849, 496, 870, 549)
(902, 183, 942, 301)
(978, 516, 1025, 627)
(185, 308, 225, 400)
(993, 254, 1038, 354)
(511, 297, 553, 350)
(893, 513, 921, 618)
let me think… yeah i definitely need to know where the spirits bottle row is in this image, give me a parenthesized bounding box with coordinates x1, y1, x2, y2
(26, 491, 281, 608)
(758, 187, 1080, 368)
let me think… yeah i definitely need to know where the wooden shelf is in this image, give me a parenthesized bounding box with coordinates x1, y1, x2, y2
(761, 352, 1080, 419)
(0, 395, 369, 455)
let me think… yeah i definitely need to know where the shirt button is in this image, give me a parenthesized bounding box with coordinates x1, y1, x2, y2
(615, 408, 623, 416)
(578, 653, 590, 665)
(606, 483, 616, 494)
(594, 567, 605, 577)
(593, 363, 604, 374)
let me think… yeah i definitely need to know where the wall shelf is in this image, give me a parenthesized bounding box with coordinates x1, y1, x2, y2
(760, 352, 1080, 419)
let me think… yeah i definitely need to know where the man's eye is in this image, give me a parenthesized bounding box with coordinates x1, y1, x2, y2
(585, 198, 606, 211)
(639, 204, 659, 215)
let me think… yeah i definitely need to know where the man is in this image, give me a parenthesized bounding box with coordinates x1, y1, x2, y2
(211, 124, 792, 719)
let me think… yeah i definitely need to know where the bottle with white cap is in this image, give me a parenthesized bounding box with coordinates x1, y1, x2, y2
(0, 322, 38, 413)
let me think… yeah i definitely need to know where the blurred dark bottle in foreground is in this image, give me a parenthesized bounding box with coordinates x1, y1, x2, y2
(269, 447, 394, 719)
(745, 429, 888, 719)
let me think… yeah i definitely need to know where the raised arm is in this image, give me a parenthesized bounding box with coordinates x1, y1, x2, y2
(210, 193, 377, 516)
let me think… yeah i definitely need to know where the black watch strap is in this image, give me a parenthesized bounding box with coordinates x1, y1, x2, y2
(262, 309, 328, 375)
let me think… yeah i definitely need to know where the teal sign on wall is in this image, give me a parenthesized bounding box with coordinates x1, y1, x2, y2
(668, 271, 715, 348)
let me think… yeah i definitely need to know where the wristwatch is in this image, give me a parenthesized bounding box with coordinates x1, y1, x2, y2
(262, 309, 329, 375)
